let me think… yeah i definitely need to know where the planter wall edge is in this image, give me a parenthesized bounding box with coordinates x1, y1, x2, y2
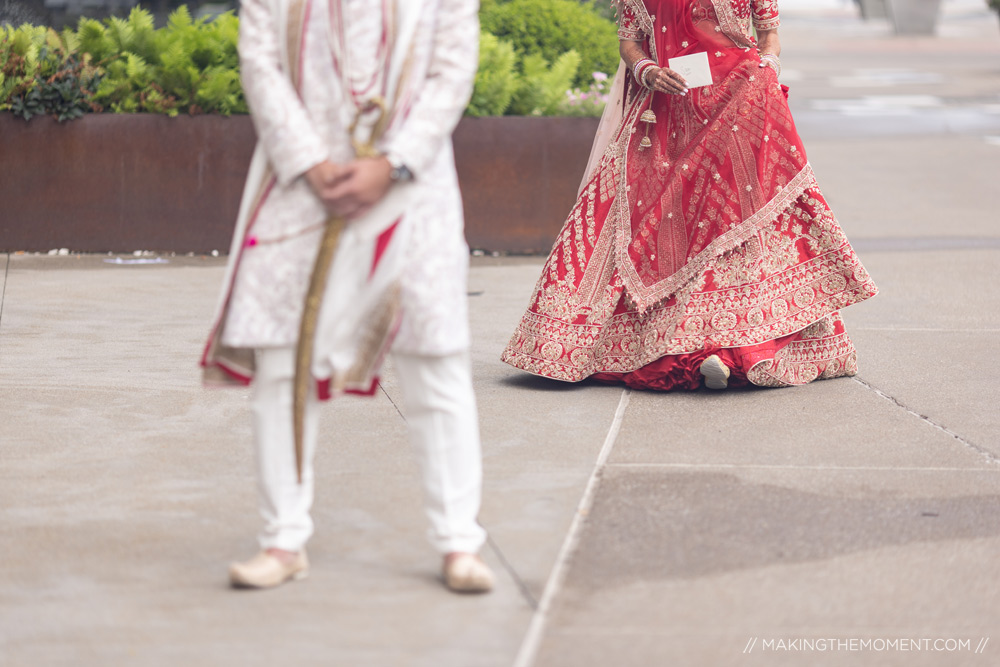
(1, 114, 598, 255)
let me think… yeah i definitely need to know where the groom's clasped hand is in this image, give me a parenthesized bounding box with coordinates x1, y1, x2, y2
(305, 156, 394, 221)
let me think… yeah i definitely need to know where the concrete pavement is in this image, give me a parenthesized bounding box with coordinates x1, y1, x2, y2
(2, 4, 999, 666)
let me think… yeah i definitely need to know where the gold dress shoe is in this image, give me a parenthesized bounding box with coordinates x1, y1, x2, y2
(700, 354, 731, 390)
(229, 549, 309, 589)
(443, 553, 494, 594)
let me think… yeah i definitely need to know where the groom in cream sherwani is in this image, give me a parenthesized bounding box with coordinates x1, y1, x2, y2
(201, 0, 494, 592)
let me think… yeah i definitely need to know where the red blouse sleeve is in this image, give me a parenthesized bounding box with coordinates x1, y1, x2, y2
(617, 4, 646, 41)
(751, 0, 781, 31)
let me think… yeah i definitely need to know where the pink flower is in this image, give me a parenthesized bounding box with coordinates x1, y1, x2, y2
(592, 71, 609, 82)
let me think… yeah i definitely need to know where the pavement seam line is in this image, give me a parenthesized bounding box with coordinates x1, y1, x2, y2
(378, 381, 406, 423)
(486, 533, 539, 610)
(606, 463, 1000, 472)
(511, 388, 632, 667)
(852, 376, 1000, 466)
(0, 253, 9, 332)
(854, 327, 1000, 333)
(377, 379, 541, 607)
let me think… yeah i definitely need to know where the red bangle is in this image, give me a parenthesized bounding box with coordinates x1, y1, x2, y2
(636, 61, 657, 89)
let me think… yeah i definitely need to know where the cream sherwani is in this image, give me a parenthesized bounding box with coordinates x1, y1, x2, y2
(208, 0, 478, 366)
(202, 0, 485, 554)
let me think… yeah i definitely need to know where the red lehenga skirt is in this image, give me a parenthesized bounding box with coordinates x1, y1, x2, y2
(501, 44, 878, 390)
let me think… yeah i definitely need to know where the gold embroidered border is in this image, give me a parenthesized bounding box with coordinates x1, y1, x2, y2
(616, 164, 818, 313)
(753, 17, 781, 31)
(201, 168, 277, 385)
(747, 333, 857, 387)
(334, 282, 402, 394)
(618, 27, 645, 41)
(500, 243, 878, 383)
(751, 0, 781, 32)
(711, 0, 755, 48)
(576, 182, 616, 308)
(621, 0, 657, 58)
(286, 0, 307, 90)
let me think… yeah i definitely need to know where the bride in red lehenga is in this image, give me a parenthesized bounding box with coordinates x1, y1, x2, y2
(501, 0, 878, 391)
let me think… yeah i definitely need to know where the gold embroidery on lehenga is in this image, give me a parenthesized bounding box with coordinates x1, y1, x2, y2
(751, 0, 781, 31)
(501, 1, 875, 387)
(619, 0, 657, 53)
(619, 163, 818, 312)
(710, 0, 755, 48)
(747, 330, 856, 388)
(500, 188, 879, 383)
(607, 61, 813, 314)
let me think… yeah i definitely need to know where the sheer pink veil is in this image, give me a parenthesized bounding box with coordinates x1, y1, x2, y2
(577, 59, 626, 196)
(578, 0, 630, 195)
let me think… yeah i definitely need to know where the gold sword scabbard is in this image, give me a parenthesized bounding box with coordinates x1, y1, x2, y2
(293, 215, 346, 483)
(292, 98, 388, 484)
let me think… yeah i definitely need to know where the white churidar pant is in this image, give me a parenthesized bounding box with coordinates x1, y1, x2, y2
(251, 346, 487, 555)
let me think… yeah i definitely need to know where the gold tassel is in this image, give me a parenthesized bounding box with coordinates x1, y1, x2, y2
(638, 100, 656, 151)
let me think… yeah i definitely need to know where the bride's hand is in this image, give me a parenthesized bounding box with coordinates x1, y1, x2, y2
(646, 67, 689, 96)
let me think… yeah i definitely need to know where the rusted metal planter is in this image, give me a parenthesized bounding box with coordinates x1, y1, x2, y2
(454, 116, 598, 253)
(0, 113, 256, 254)
(0, 113, 598, 254)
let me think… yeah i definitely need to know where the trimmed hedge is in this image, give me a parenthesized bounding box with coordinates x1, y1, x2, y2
(480, 0, 619, 89)
(1, 4, 620, 120)
(1, 8, 244, 118)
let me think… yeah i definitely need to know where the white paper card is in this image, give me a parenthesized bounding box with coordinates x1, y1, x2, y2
(667, 52, 713, 89)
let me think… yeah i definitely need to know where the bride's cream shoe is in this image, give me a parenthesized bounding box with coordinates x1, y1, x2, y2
(700, 354, 731, 390)
(443, 553, 494, 594)
(229, 549, 309, 589)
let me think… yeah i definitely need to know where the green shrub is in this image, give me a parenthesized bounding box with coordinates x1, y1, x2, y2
(578, 0, 617, 21)
(1, 24, 44, 109)
(508, 49, 580, 116)
(556, 70, 610, 117)
(467, 31, 518, 116)
(88, 6, 245, 116)
(480, 0, 618, 88)
(1, 6, 244, 119)
(468, 30, 589, 117)
(1, 24, 103, 120)
(2, 4, 613, 120)
(9, 46, 103, 121)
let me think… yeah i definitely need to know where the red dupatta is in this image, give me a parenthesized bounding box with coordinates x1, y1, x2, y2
(500, 0, 877, 383)
(608, 0, 808, 312)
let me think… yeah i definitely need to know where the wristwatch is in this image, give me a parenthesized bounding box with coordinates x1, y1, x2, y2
(387, 154, 413, 182)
